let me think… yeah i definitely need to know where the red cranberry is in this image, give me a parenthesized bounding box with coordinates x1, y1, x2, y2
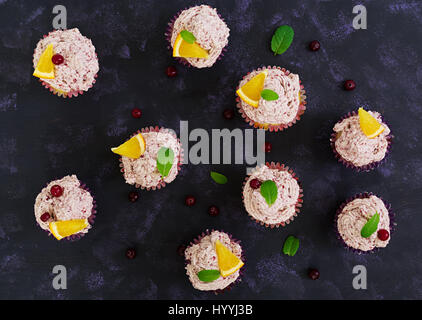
(126, 248, 136, 259)
(52, 54, 64, 65)
(166, 66, 177, 77)
(377, 229, 390, 241)
(344, 80, 356, 91)
(185, 195, 196, 207)
(50, 185, 63, 197)
(223, 109, 235, 120)
(249, 178, 262, 189)
(308, 268, 320, 280)
(309, 40, 320, 51)
(40, 212, 50, 222)
(131, 108, 142, 119)
(264, 142, 272, 153)
(208, 205, 220, 217)
(128, 191, 139, 203)
(177, 245, 186, 257)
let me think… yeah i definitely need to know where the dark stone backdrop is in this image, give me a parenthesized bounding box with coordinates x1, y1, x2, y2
(0, 0, 421, 299)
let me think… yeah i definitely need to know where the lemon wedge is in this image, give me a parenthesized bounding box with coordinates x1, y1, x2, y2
(49, 219, 88, 240)
(236, 70, 268, 108)
(33, 44, 55, 79)
(173, 33, 209, 59)
(215, 240, 244, 278)
(358, 108, 385, 139)
(111, 133, 146, 159)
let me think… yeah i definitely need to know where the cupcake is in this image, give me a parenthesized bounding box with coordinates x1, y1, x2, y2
(166, 5, 229, 68)
(335, 193, 393, 254)
(33, 28, 99, 98)
(184, 230, 244, 293)
(331, 108, 392, 171)
(34, 175, 96, 241)
(242, 162, 303, 228)
(112, 126, 183, 190)
(236, 66, 306, 132)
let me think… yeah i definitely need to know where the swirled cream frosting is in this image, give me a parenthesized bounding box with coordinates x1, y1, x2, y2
(337, 195, 390, 251)
(185, 231, 242, 291)
(333, 111, 390, 167)
(243, 165, 300, 225)
(170, 5, 229, 68)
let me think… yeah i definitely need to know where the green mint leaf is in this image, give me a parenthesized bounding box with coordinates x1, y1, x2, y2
(283, 235, 300, 257)
(157, 147, 175, 178)
(271, 25, 294, 55)
(180, 30, 196, 44)
(197, 269, 220, 282)
(260, 180, 278, 207)
(361, 212, 380, 238)
(261, 89, 279, 101)
(210, 171, 228, 185)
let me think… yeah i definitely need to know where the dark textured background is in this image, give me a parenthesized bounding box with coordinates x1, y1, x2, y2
(0, 0, 421, 300)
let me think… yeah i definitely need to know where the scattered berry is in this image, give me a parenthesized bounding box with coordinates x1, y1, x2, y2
(223, 109, 235, 120)
(308, 268, 320, 280)
(128, 191, 139, 203)
(166, 66, 177, 77)
(50, 185, 63, 197)
(377, 229, 390, 241)
(344, 80, 356, 91)
(126, 248, 136, 259)
(264, 142, 272, 153)
(177, 245, 186, 257)
(131, 108, 142, 119)
(52, 54, 64, 65)
(40, 212, 50, 222)
(208, 205, 220, 217)
(309, 40, 320, 51)
(249, 178, 262, 190)
(185, 195, 196, 207)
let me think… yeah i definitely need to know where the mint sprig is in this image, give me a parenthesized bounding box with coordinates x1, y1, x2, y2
(283, 235, 300, 256)
(260, 180, 278, 207)
(180, 30, 196, 44)
(271, 25, 294, 55)
(261, 89, 279, 101)
(361, 212, 380, 238)
(197, 270, 220, 282)
(157, 147, 175, 178)
(210, 171, 228, 185)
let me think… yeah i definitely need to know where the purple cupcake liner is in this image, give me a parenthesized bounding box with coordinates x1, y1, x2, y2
(118, 126, 184, 191)
(242, 162, 304, 228)
(33, 30, 99, 98)
(330, 111, 393, 172)
(334, 192, 396, 255)
(184, 229, 245, 295)
(164, 6, 228, 68)
(37, 179, 97, 242)
(236, 66, 307, 132)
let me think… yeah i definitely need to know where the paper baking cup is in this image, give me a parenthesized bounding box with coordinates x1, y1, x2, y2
(38, 180, 97, 242)
(33, 31, 99, 98)
(330, 111, 393, 172)
(118, 126, 184, 191)
(165, 7, 228, 68)
(236, 66, 307, 132)
(242, 162, 304, 228)
(334, 192, 395, 255)
(184, 229, 245, 295)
